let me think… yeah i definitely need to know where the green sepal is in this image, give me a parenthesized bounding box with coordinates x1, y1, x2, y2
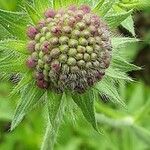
(34, 0, 52, 16)
(93, 0, 105, 13)
(11, 81, 45, 131)
(111, 37, 139, 49)
(95, 77, 126, 107)
(47, 91, 64, 127)
(0, 9, 29, 40)
(72, 90, 99, 132)
(98, 0, 115, 17)
(25, 2, 42, 25)
(105, 10, 132, 28)
(0, 39, 28, 55)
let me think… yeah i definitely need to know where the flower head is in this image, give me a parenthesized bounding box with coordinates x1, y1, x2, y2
(26, 5, 112, 93)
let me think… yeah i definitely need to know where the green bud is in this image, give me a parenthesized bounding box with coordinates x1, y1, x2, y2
(94, 44, 102, 52)
(43, 70, 49, 77)
(67, 57, 76, 66)
(86, 46, 93, 54)
(77, 46, 86, 53)
(59, 54, 68, 63)
(70, 66, 79, 73)
(35, 33, 42, 41)
(50, 48, 60, 58)
(84, 53, 90, 61)
(95, 36, 102, 44)
(50, 37, 59, 45)
(32, 52, 38, 60)
(82, 30, 90, 38)
(91, 53, 97, 60)
(46, 32, 52, 40)
(63, 26, 72, 34)
(77, 60, 86, 67)
(41, 27, 48, 34)
(44, 64, 50, 71)
(86, 62, 93, 68)
(59, 36, 69, 45)
(40, 37, 46, 43)
(39, 51, 44, 59)
(62, 64, 70, 73)
(38, 59, 44, 68)
(88, 37, 96, 45)
(69, 39, 78, 48)
(76, 22, 86, 30)
(43, 55, 50, 63)
(68, 48, 77, 56)
(93, 61, 100, 67)
(72, 29, 80, 38)
(79, 38, 88, 46)
(76, 53, 83, 60)
(35, 43, 41, 51)
(60, 45, 69, 53)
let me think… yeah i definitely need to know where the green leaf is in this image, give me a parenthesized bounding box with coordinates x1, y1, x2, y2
(11, 81, 45, 130)
(106, 67, 133, 81)
(131, 125, 150, 146)
(105, 10, 132, 28)
(111, 37, 139, 49)
(72, 90, 98, 131)
(0, 39, 28, 55)
(9, 72, 32, 97)
(25, 2, 42, 25)
(0, 9, 29, 40)
(34, 0, 51, 16)
(60, 0, 79, 7)
(112, 56, 141, 72)
(41, 92, 67, 150)
(53, 0, 62, 9)
(0, 24, 12, 40)
(98, 0, 115, 16)
(95, 77, 125, 107)
(93, 0, 105, 12)
(121, 15, 135, 36)
(0, 59, 27, 73)
(47, 91, 63, 126)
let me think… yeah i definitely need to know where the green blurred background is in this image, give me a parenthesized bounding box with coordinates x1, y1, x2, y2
(0, 0, 150, 150)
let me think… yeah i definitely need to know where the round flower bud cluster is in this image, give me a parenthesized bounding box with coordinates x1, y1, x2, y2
(26, 5, 112, 93)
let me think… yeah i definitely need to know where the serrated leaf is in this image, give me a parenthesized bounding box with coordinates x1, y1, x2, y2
(0, 9, 29, 40)
(106, 67, 133, 81)
(95, 77, 125, 107)
(0, 59, 27, 73)
(0, 39, 28, 55)
(111, 37, 139, 49)
(93, 0, 105, 12)
(47, 91, 63, 126)
(121, 15, 135, 36)
(11, 81, 45, 130)
(9, 72, 32, 97)
(41, 92, 67, 150)
(105, 10, 132, 28)
(112, 56, 141, 72)
(98, 0, 115, 16)
(34, 0, 51, 16)
(25, 2, 42, 25)
(131, 125, 150, 146)
(72, 90, 98, 131)
(53, 0, 62, 9)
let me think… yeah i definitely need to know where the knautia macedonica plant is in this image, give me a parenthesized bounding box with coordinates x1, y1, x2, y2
(0, 0, 140, 149)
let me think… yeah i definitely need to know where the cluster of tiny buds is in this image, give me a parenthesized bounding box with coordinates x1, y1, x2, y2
(26, 4, 112, 93)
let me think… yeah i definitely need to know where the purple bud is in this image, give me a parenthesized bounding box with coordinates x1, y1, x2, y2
(27, 26, 38, 39)
(36, 72, 44, 80)
(68, 5, 77, 12)
(26, 57, 37, 68)
(79, 5, 91, 14)
(75, 10, 84, 22)
(45, 9, 56, 18)
(91, 15, 100, 27)
(51, 26, 62, 36)
(41, 41, 50, 54)
(27, 41, 36, 53)
(38, 19, 46, 29)
(37, 79, 49, 89)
